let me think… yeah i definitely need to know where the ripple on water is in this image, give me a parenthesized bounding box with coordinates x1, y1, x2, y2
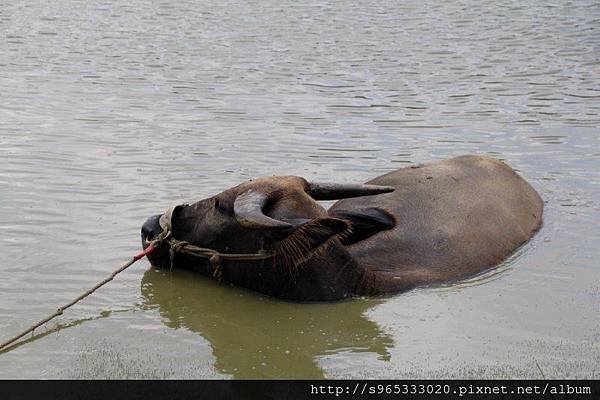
(0, 0, 599, 379)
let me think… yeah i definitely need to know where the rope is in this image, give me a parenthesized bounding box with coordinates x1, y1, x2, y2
(164, 236, 274, 282)
(166, 237, 273, 262)
(0, 226, 273, 352)
(0, 234, 166, 353)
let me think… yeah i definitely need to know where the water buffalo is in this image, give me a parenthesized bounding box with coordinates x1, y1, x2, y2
(141, 155, 543, 301)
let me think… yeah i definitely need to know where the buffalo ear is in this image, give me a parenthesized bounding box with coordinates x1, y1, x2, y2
(328, 207, 395, 245)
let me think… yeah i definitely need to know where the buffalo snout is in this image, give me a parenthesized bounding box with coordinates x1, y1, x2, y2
(141, 214, 163, 249)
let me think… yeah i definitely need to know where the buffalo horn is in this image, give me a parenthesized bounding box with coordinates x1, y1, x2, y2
(234, 190, 292, 229)
(307, 182, 395, 200)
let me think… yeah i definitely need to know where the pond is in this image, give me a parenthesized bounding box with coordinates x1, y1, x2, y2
(0, 0, 598, 378)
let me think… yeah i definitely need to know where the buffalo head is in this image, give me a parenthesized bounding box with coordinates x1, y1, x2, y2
(141, 176, 394, 300)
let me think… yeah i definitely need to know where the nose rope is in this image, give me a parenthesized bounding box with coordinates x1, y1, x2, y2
(160, 231, 274, 282)
(167, 238, 274, 283)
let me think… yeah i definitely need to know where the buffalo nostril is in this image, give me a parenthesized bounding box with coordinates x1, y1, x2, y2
(141, 215, 162, 246)
(142, 214, 163, 246)
(141, 227, 150, 237)
(141, 226, 155, 241)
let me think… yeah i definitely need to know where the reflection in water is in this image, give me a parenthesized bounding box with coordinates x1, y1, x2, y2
(0, 310, 115, 356)
(141, 268, 393, 378)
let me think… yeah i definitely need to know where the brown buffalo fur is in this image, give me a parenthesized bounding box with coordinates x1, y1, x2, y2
(270, 218, 351, 275)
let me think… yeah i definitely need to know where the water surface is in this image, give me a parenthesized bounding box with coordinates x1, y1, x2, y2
(1, 0, 599, 378)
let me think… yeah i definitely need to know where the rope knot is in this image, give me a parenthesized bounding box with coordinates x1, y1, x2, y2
(209, 254, 221, 266)
(209, 254, 223, 283)
(169, 240, 188, 271)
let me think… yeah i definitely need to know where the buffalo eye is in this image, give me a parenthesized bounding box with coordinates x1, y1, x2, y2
(214, 197, 229, 214)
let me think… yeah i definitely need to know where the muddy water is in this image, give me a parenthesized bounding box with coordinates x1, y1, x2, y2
(0, 0, 599, 378)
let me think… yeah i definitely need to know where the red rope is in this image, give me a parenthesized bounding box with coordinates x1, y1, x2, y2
(133, 244, 155, 261)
